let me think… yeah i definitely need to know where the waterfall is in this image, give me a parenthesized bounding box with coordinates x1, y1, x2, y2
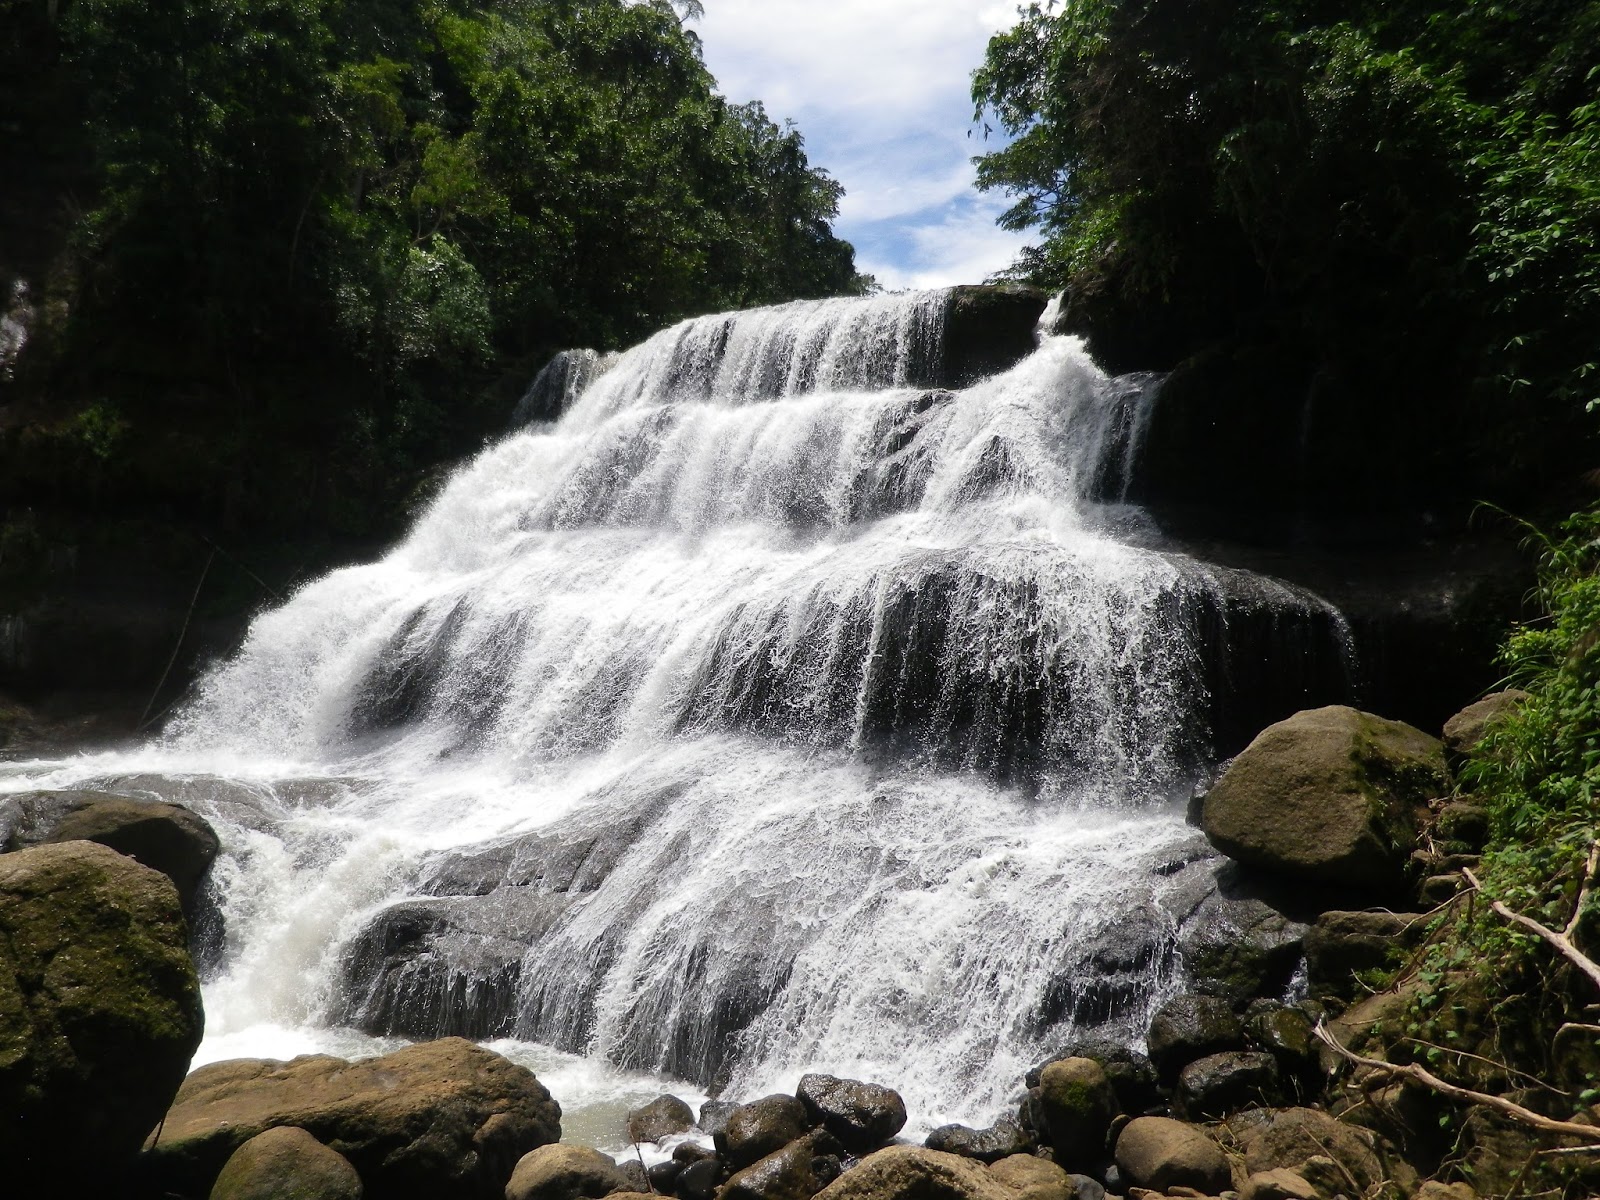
(0, 288, 1352, 1135)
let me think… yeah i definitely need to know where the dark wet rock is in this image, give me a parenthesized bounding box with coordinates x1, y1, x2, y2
(1182, 889, 1307, 1005)
(721, 1130, 842, 1200)
(1245, 1002, 1319, 1083)
(1419, 872, 1467, 906)
(0, 841, 204, 1192)
(1037, 1058, 1117, 1165)
(1113, 1117, 1231, 1195)
(940, 285, 1050, 388)
(1303, 910, 1427, 999)
(504, 1144, 631, 1200)
(1202, 706, 1448, 899)
(617, 1160, 649, 1193)
(716, 1094, 812, 1171)
(143, 1037, 560, 1200)
(649, 1160, 683, 1192)
(797, 1073, 908, 1152)
(1441, 690, 1527, 761)
(1146, 994, 1245, 1081)
(697, 1101, 737, 1139)
(925, 1114, 1033, 1163)
(337, 888, 571, 1039)
(628, 1094, 696, 1144)
(515, 349, 607, 427)
(1176, 1050, 1282, 1119)
(210, 1127, 363, 1200)
(674, 1157, 721, 1200)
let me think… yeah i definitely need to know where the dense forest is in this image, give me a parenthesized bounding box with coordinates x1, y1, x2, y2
(974, 0, 1600, 527)
(0, 0, 864, 553)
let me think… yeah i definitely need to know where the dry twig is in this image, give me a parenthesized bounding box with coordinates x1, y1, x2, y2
(1463, 842, 1600, 993)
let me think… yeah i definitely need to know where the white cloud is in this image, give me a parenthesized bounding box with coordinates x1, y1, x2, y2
(691, 1, 1031, 287)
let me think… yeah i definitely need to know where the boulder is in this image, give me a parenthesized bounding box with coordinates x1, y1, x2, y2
(1201, 706, 1449, 897)
(1435, 802, 1490, 850)
(1441, 690, 1527, 760)
(721, 1130, 842, 1200)
(716, 1094, 812, 1171)
(1238, 1107, 1385, 1194)
(627, 1094, 696, 1144)
(1030, 1041, 1160, 1114)
(987, 1154, 1077, 1200)
(674, 1157, 721, 1200)
(925, 1115, 1032, 1163)
(1146, 995, 1245, 1081)
(143, 1037, 560, 1199)
(1176, 1051, 1281, 1119)
(1, 788, 220, 913)
(1414, 1183, 1478, 1200)
(811, 1145, 1014, 1200)
(1244, 1002, 1318, 1081)
(1113, 1117, 1231, 1195)
(209, 1126, 363, 1200)
(505, 1144, 631, 1200)
(1182, 892, 1307, 1005)
(1036, 1058, 1117, 1165)
(1303, 910, 1426, 999)
(698, 1099, 737, 1138)
(797, 1073, 908, 1152)
(0, 841, 204, 1191)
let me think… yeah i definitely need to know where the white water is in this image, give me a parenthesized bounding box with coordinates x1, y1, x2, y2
(0, 289, 1349, 1144)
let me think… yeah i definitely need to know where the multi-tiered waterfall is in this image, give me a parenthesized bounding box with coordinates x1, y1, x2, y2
(0, 290, 1352, 1137)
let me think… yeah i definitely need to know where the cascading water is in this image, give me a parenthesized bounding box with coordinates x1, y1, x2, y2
(0, 289, 1353, 1141)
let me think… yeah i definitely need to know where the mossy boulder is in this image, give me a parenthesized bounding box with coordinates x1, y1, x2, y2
(210, 1126, 363, 1200)
(1036, 1057, 1117, 1165)
(1202, 705, 1449, 898)
(0, 840, 203, 1191)
(1441, 689, 1527, 762)
(142, 1037, 560, 1200)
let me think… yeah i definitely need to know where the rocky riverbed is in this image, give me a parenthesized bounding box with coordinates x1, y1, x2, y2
(4, 691, 1587, 1199)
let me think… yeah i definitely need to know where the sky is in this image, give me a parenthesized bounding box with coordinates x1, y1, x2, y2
(688, 1, 1033, 291)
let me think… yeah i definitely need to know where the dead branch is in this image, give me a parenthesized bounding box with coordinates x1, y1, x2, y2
(1314, 1022, 1600, 1145)
(1464, 842, 1600, 994)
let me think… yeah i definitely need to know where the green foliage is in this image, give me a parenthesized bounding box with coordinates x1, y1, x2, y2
(25, 0, 865, 540)
(972, 0, 1600, 475)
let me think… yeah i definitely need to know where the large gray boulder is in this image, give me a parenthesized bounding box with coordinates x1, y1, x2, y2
(210, 1126, 364, 1200)
(626, 1093, 695, 1144)
(0, 841, 204, 1191)
(1202, 705, 1449, 896)
(142, 1037, 560, 1200)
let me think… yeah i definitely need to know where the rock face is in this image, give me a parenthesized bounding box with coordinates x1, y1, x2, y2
(1176, 1050, 1281, 1118)
(0, 841, 204, 1190)
(0, 788, 220, 913)
(1113, 1117, 1231, 1195)
(716, 1093, 812, 1171)
(940, 285, 1049, 388)
(1202, 705, 1449, 896)
(797, 1073, 908, 1152)
(504, 1144, 630, 1200)
(210, 1126, 364, 1200)
(143, 1037, 560, 1200)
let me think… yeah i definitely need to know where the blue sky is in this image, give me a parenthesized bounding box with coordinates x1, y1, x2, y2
(689, 2, 1032, 290)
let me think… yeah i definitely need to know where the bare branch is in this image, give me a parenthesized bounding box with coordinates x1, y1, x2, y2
(1464, 851, 1600, 994)
(1315, 1022, 1600, 1144)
